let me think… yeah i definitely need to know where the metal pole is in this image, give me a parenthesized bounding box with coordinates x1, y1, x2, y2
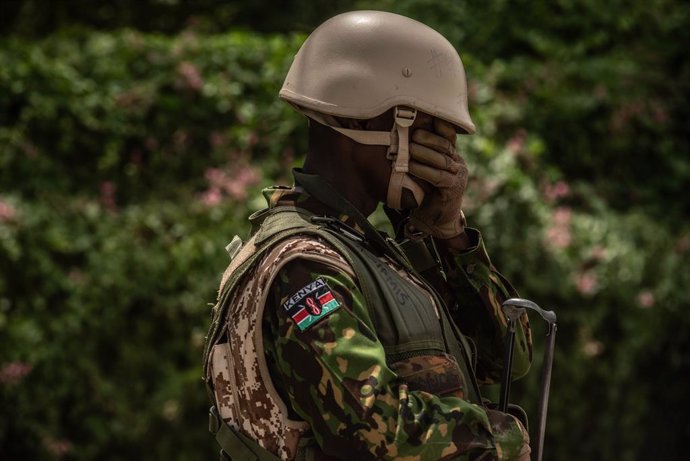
(534, 320, 557, 461)
(499, 303, 526, 412)
(501, 298, 557, 461)
(498, 318, 516, 413)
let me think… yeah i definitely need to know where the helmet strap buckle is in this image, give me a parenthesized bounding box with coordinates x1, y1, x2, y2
(394, 107, 417, 127)
(386, 106, 424, 209)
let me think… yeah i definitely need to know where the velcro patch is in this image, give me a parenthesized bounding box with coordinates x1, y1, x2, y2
(282, 278, 341, 331)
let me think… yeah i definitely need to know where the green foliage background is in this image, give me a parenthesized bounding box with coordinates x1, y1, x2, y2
(1, 1, 689, 460)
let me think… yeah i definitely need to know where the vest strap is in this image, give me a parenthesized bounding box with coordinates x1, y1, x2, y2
(209, 406, 282, 461)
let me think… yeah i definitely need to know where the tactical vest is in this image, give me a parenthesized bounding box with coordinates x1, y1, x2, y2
(203, 173, 484, 461)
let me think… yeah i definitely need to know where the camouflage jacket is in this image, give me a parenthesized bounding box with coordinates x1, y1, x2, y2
(207, 172, 532, 461)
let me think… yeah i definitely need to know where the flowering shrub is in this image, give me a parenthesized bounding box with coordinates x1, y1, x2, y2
(0, 30, 307, 204)
(1, 23, 688, 461)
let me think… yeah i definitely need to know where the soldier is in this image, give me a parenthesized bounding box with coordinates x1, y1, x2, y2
(204, 10, 532, 461)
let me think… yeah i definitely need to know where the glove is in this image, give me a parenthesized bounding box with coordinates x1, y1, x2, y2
(407, 118, 468, 239)
(486, 409, 532, 461)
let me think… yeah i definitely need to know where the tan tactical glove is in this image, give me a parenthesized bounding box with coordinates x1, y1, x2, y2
(407, 118, 468, 239)
(486, 409, 532, 461)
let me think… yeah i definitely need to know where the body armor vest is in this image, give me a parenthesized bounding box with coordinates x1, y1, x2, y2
(203, 174, 483, 461)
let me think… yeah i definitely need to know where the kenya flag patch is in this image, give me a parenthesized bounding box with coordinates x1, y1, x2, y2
(282, 278, 341, 331)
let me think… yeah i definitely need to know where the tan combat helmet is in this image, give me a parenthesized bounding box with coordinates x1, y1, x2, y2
(280, 10, 475, 210)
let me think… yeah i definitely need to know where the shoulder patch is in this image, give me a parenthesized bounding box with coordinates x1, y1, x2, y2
(282, 277, 341, 331)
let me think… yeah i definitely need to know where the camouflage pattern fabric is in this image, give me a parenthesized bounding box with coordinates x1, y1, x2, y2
(439, 232, 532, 384)
(262, 185, 531, 383)
(208, 183, 531, 460)
(209, 237, 319, 460)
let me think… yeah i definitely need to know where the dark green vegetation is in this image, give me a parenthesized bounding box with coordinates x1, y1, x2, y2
(1, 1, 688, 460)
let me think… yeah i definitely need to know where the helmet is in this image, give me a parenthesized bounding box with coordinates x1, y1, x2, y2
(280, 10, 475, 209)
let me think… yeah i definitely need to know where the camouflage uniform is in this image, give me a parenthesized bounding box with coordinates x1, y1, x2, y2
(205, 172, 532, 461)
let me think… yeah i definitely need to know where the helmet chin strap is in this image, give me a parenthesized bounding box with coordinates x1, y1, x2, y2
(298, 105, 425, 210)
(384, 107, 425, 210)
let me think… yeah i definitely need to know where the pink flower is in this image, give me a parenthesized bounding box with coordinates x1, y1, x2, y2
(575, 271, 598, 296)
(99, 181, 117, 212)
(177, 61, 203, 91)
(200, 165, 262, 205)
(43, 436, 73, 458)
(0, 200, 17, 222)
(543, 180, 571, 203)
(200, 188, 222, 207)
(545, 207, 573, 249)
(637, 290, 655, 309)
(223, 166, 261, 201)
(506, 129, 527, 155)
(204, 168, 226, 187)
(0, 361, 32, 385)
(552, 207, 572, 226)
(546, 226, 572, 249)
(582, 340, 604, 357)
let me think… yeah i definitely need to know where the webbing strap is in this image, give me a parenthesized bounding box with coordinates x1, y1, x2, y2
(395, 238, 439, 274)
(209, 406, 281, 461)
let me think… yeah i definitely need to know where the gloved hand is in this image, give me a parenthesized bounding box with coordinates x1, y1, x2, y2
(407, 118, 468, 239)
(486, 409, 532, 461)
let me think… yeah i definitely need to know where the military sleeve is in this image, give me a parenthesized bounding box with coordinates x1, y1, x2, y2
(437, 228, 533, 384)
(262, 239, 528, 461)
